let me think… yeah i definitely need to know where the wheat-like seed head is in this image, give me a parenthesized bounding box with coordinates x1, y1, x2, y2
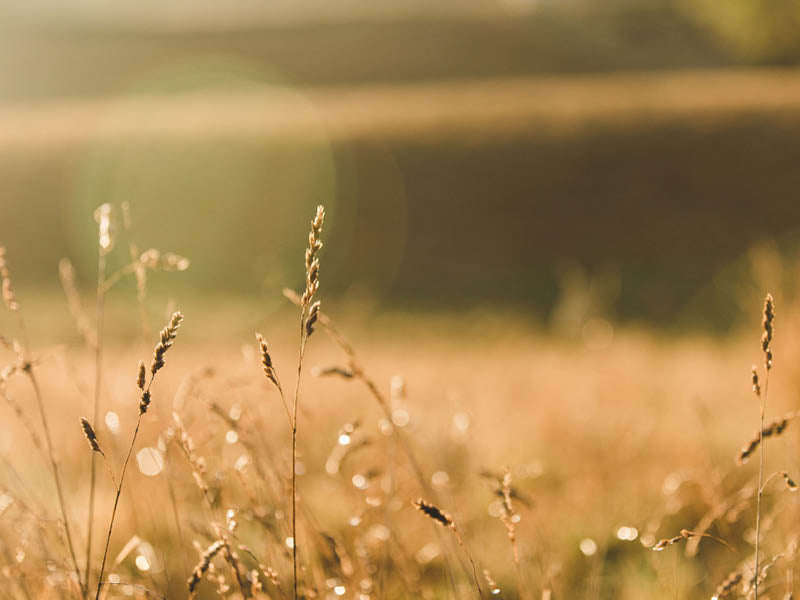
(498, 468, 520, 561)
(187, 540, 225, 597)
(139, 312, 183, 414)
(301, 205, 325, 309)
(751, 366, 761, 398)
(762, 293, 775, 370)
(173, 412, 211, 498)
(218, 538, 251, 597)
(58, 258, 98, 349)
(255, 333, 280, 389)
(501, 469, 514, 514)
(711, 569, 743, 599)
(79, 417, 103, 455)
(140, 249, 160, 269)
(162, 253, 191, 272)
(140, 248, 190, 272)
(93, 203, 114, 255)
(305, 301, 321, 337)
(312, 365, 354, 379)
(0, 246, 19, 312)
(652, 529, 694, 551)
(137, 361, 146, 390)
(151, 311, 184, 376)
(139, 391, 152, 415)
(413, 498, 454, 528)
(737, 415, 792, 464)
(743, 552, 784, 596)
(482, 569, 500, 594)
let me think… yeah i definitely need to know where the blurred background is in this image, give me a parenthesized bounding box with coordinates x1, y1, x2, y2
(6, 4, 800, 598)
(3, 0, 800, 332)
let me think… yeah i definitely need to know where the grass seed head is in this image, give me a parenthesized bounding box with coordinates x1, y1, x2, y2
(139, 391, 152, 415)
(188, 540, 225, 597)
(711, 570, 743, 599)
(652, 529, 694, 551)
(413, 498, 454, 528)
(737, 416, 791, 464)
(762, 293, 775, 370)
(255, 333, 280, 389)
(751, 366, 761, 398)
(136, 361, 146, 390)
(0, 246, 19, 312)
(312, 365, 354, 379)
(483, 569, 500, 595)
(151, 311, 184, 376)
(93, 203, 114, 254)
(301, 205, 325, 309)
(79, 417, 103, 454)
(306, 301, 321, 337)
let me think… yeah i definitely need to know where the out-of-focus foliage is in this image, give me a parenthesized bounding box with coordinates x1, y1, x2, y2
(678, 0, 800, 62)
(2, 0, 800, 331)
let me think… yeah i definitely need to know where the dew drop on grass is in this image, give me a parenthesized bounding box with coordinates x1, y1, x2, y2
(135, 555, 150, 572)
(616, 526, 638, 541)
(136, 447, 164, 477)
(579, 538, 597, 556)
(452, 412, 471, 434)
(105, 411, 120, 434)
(432, 471, 449, 486)
(391, 409, 410, 427)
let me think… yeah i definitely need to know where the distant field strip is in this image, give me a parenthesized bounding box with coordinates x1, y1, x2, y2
(4, 69, 800, 148)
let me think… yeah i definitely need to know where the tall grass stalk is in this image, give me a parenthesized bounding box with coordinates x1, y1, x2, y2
(94, 312, 183, 600)
(26, 364, 84, 597)
(290, 205, 324, 599)
(1, 245, 85, 597)
(85, 203, 112, 592)
(754, 293, 775, 600)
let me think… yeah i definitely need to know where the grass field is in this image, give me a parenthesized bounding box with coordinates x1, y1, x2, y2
(2, 205, 800, 599)
(5, 5, 800, 598)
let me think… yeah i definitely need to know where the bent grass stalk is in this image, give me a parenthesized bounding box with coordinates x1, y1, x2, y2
(284, 286, 463, 595)
(499, 468, 526, 598)
(1, 245, 85, 597)
(94, 312, 183, 600)
(258, 207, 324, 600)
(413, 499, 485, 599)
(26, 364, 84, 597)
(86, 203, 113, 592)
(283, 288, 436, 500)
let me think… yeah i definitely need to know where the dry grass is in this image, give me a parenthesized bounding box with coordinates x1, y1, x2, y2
(5, 206, 800, 599)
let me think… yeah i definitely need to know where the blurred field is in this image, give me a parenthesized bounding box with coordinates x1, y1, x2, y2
(5, 3, 800, 599)
(8, 69, 800, 147)
(5, 68, 800, 331)
(3, 285, 800, 597)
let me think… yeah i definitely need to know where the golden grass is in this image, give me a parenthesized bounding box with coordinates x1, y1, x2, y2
(6, 206, 800, 599)
(1, 314, 798, 598)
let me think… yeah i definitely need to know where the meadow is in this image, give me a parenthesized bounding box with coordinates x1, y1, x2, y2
(1, 204, 799, 599)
